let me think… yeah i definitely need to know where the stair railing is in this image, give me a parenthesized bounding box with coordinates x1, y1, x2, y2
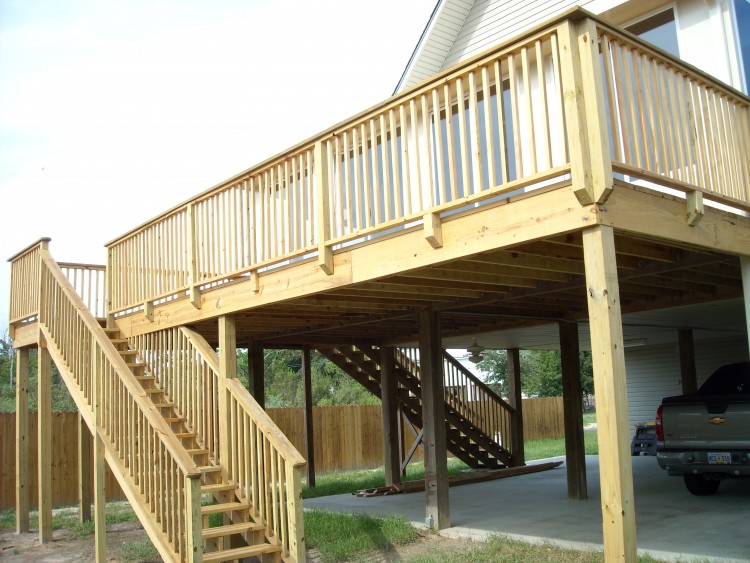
(36, 248, 203, 562)
(174, 328, 307, 563)
(394, 347, 515, 457)
(129, 327, 221, 464)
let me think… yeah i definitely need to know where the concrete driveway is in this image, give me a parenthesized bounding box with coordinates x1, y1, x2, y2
(304, 456, 750, 562)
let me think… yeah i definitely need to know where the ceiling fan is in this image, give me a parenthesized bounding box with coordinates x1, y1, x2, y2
(466, 338, 485, 364)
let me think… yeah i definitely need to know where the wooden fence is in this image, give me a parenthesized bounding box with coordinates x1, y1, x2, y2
(0, 397, 564, 509)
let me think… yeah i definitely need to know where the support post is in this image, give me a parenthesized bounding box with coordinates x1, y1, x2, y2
(187, 203, 202, 309)
(92, 341, 106, 561)
(38, 336, 53, 543)
(218, 315, 237, 476)
(583, 225, 636, 562)
(15, 347, 30, 533)
(506, 348, 525, 466)
(678, 329, 698, 395)
(302, 346, 316, 487)
(380, 346, 401, 486)
(314, 140, 334, 275)
(559, 321, 587, 499)
(740, 257, 750, 358)
(419, 309, 450, 530)
(78, 413, 92, 522)
(557, 17, 613, 204)
(249, 341, 265, 407)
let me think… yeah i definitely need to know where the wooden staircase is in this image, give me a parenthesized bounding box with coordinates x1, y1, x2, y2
(319, 345, 516, 469)
(105, 328, 282, 562)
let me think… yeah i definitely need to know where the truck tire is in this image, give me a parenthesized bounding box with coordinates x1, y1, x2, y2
(683, 474, 720, 496)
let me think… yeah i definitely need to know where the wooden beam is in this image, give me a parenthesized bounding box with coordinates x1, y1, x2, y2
(582, 225, 636, 562)
(38, 337, 53, 543)
(380, 346, 401, 486)
(559, 321, 587, 500)
(302, 346, 315, 487)
(557, 18, 613, 204)
(506, 348, 525, 466)
(678, 329, 698, 395)
(15, 347, 30, 533)
(78, 413, 92, 522)
(218, 315, 237, 478)
(315, 140, 334, 275)
(92, 341, 106, 561)
(686, 191, 704, 226)
(418, 309, 450, 530)
(424, 213, 443, 249)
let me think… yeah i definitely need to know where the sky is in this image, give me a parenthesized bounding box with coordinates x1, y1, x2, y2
(0, 0, 437, 332)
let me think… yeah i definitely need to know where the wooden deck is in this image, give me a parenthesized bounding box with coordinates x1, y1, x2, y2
(8, 8, 750, 563)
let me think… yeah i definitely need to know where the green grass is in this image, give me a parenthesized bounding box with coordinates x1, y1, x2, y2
(406, 535, 664, 562)
(304, 432, 599, 499)
(0, 502, 138, 533)
(583, 412, 597, 426)
(305, 510, 419, 562)
(117, 538, 160, 562)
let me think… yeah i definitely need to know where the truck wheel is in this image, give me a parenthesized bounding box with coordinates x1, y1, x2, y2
(683, 474, 720, 496)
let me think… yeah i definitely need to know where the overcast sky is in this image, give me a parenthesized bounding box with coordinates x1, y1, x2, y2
(0, 0, 437, 332)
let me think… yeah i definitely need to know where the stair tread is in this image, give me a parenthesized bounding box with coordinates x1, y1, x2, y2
(203, 543, 281, 563)
(201, 502, 250, 515)
(175, 432, 197, 439)
(201, 482, 236, 493)
(202, 521, 265, 539)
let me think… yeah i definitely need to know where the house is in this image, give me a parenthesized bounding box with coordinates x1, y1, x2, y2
(8, 0, 749, 561)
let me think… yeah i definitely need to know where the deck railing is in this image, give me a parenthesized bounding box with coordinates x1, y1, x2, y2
(102, 9, 749, 316)
(129, 327, 221, 464)
(59, 262, 107, 319)
(8, 238, 49, 325)
(597, 23, 750, 207)
(36, 247, 203, 561)
(133, 326, 306, 562)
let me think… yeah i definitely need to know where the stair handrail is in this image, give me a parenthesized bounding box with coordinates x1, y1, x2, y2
(180, 328, 307, 563)
(441, 351, 515, 454)
(37, 249, 203, 561)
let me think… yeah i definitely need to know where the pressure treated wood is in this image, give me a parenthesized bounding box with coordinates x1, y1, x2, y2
(380, 347, 401, 487)
(302, 345, 316, 487)
(37, 338, 52, 543)
(583, 225, 636, 562)
(419, 310, 450, 530)
(560, 320, 587, 500)
(678, 329, 698, 395)
(15, 348, 29, 533)
(78, 413, 92, 522)
(507, 348, 524, 466)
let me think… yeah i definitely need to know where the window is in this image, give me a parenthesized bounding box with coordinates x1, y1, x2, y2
(626, 8, 680, 57)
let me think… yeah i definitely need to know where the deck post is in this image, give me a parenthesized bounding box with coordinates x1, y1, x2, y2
(380, 346, 401, 486)
(187, 203, 202, 308)
(583, 225, 636, 562)
(302, 345, 316, 487)
(559, 321, 587, 499)
(678, 329, 698, 394)
(248, 341, 265, 407)
(15, 347, 30, 533)
(506, 348, 525, 466)
(37, 334, 53, 543)
(557, 17, 613, 205)
(92, 340, 107, 562)
(418, 309, 450, 530)
(314, 140, 334, 275)
(78, 413, 92, 522)
(218, 315, 237, 477)
(740, 257, 750, 357)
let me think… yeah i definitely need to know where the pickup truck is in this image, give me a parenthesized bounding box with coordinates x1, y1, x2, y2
(656, 361, 750, 495)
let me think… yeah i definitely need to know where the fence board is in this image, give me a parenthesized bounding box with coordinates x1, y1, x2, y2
(1, 397, 565, 508)
(0, 413, 125, 511)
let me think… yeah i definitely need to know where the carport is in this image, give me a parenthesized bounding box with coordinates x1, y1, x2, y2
(305, 456, 750, 562)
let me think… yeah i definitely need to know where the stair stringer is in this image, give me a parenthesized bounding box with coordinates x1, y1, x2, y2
(39, 323, 184, 563)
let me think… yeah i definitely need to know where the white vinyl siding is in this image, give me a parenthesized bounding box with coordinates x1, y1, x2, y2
(625, 336, 749, 435)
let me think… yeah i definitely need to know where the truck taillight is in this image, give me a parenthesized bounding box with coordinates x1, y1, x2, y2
(655, 404, 664, 441)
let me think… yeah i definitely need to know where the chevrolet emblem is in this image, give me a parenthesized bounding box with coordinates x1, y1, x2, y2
(708, 417, 725, 425)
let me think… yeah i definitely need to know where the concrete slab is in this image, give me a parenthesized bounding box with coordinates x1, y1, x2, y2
(305, 456, 750, 562)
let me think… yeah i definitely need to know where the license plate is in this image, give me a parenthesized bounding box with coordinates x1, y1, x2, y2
(708, 452, 732, 465)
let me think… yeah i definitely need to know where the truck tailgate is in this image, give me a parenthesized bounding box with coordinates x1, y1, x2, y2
(662, 399, 750, 450)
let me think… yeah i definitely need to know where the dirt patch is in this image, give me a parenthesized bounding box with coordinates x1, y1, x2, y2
(1, 524, 475, 562)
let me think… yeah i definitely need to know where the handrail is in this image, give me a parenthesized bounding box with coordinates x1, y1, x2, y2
(36, 248, 202, 560)
(156, 326, 306, 562)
